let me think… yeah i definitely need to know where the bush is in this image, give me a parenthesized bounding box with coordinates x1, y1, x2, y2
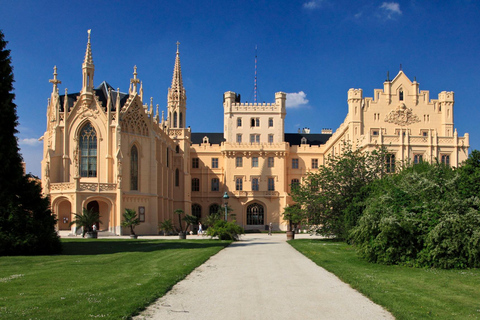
(206, 220, 244, 240)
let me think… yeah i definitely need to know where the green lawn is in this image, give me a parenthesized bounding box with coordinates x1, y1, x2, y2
(289, 239, 480, 320)
(0, 238, 230, 320)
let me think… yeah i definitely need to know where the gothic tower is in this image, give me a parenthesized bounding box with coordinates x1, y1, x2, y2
(167, 42, 187, 129)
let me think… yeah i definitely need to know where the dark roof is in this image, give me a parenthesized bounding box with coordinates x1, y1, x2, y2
(191, 133, 225, 145)
(284, 133, 331, 146)
(190, 132, 332, 146)
(58, 81, 129, 112)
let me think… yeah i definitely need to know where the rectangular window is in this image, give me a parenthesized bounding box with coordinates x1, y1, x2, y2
(251, 117, 260, 127)
(236, 156, 243, 167)
(312, 159, 318, 169)
(268, 157, 274, 168)
(250, 134, 260, 143)
(236, 178, 243, 191)
(268, 178, 275, 191)
(211, 158, 218, 169)
(192, 157, 199, 168)
(236, 134, 242, 143)
(211, 178, 219, 191)
(292, 158, 299, 169)
(268, 118, 273, 127)
(192, 178, 200, 192)
(386, 154, 396, 173)
(237, 117, 242, 127)
(291, 179, 300, 191)
(268, 134, 274, 144)
(252, 178, 259, 191)
(441, 154, 450, 166)
(252, 157, 259, 167)
(414, 154, 423, 164)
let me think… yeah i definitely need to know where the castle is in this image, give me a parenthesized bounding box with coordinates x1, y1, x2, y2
(41, 32, 470, 234)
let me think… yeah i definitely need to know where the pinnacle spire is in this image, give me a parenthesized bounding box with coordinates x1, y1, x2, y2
(82, 30, 95, 92)
(49, 66, 61, 94)
(84, 30, 94, 66)
(171, 41, 184, 92)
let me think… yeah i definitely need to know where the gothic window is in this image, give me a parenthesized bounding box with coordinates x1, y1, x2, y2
(247, 203, 264, 225)
(192, 178, 200, 192)
(179, 112, 183, 128)
(130, 145, 138, 190)
(79, 122, 97, 177)
(209, 204, 220, 215)
(192, 204, 202, 219)
(211, 178, 219, 191)
(414, 154, 423, 164)
(386, 154, 396, 173)
(175, 169, 180, 187)
(173, 111, 178, 128)
(441, 154, 450, 166)
(399, 89, 404, 101)
(236, 178, 243, 191)
(268, 178, 275, 191)
(252, 178, 259, 191)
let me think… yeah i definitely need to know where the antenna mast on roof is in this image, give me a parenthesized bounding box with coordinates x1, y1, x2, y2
(254, 45, 257, 103)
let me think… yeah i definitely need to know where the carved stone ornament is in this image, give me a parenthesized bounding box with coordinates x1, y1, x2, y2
(384, 103, 420, 126)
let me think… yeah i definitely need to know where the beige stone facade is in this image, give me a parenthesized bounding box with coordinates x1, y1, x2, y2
(41, 33, 470, 234)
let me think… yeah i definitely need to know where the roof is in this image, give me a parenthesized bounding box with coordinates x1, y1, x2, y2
(58, 81, 129, 112)
(190, 132, 332, 146)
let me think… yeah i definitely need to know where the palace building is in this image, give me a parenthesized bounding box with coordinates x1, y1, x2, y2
(41, 32, 470, 234)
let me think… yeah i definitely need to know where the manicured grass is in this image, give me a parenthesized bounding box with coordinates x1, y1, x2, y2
(289, 239, 480, 320)
(0, 238, 230, 319)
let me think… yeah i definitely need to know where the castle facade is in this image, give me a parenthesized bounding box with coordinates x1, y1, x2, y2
(41, 33, 470, 234)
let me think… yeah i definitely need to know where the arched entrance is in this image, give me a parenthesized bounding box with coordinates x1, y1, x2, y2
(86, 200, 111, 231)
(246, 202, 265, 226)
(57, 200, 72, 230)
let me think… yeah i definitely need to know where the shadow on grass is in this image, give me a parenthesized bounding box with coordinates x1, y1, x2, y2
(61, 239, 231, 256)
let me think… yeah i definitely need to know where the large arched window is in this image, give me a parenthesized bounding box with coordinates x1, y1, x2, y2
(175, 169, 180, 187)
(247, 203, 264, 225)
(209, 204, 220, 215)
(80, 122, 97, 177)
(130, 145, 138, 190)
(192, 204, 202, 220)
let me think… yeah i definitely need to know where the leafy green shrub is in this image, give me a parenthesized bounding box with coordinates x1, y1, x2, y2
(206, 220, 244, 240)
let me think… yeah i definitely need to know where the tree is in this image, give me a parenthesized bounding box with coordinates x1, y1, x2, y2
(290, 143, 389, 239)
(0, 30, 61, 255)
(70, 208, 101, 237)
(282, 204, 305, 232)
(174, 209, 198, 236)
(121, 208, 140, 236)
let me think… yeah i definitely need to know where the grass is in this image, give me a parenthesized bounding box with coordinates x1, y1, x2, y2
(0, 238, 231, 320)
(289, 239, 480, 320)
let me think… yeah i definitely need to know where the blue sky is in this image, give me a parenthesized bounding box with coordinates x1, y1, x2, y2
(2, 0, 480, 176)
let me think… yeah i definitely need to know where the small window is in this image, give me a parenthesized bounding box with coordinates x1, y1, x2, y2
(175, 169, 180, 187)
(237, 117, 242, 127)
(312, 159, 318, 169)
(268, 178, 275, 191)
(236, 178, 243, 191)
(236, 134, 242, 143)
(292, 158, 299, 169)
(252, 157, 259, 168)
(268, 118, 273, 127)
(441, 154, 450, 166)
(399, 89, 404, 101)
(192, 178, 200, 192)
(251, 117, 260, 127)
(212, 158, 218, 169)
(192, 157, 199, 168)
(414, 154, 423, 164)
(175, 145, 180, 153)
(301, 137, 307, 145)
(250, 134, 260, 143)
(386, 154, 396, 173)
(268, 134, 274, 144)
(211, 178, 219, 191)
(236, 157, 243, 167)
(268, 157, 274, 168)
(252, 178, 259, 191)
(372, 130, 379, 136)
(291, 179, 300, 191)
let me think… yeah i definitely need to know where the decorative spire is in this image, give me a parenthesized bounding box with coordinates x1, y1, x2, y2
(171, 41, 184, 92)
(49, 66, 62, 94)
(63, 88, 69, 112)
(84, 30, 94, 66)
(82, 29, 95, 92)
(130, 65, 140, 94)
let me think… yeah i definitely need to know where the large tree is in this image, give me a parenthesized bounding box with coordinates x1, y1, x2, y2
(0, 30, 61, 255)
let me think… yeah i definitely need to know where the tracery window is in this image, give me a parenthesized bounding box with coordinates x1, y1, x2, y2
(80, 122, 97, 177)
(247, 203, 264, 225)
(130, 145, 138, 190)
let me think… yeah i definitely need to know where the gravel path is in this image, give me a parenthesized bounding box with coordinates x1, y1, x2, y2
(134, 233, 394, 320)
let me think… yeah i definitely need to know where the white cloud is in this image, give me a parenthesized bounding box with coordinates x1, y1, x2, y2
(286, 92, 309, 108)
(303, 0, 323, 10)
(19, 138, 42, 146)
(379, 2, 402, 19)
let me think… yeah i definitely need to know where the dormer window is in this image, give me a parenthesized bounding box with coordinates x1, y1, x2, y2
(301, 137, 307, 145)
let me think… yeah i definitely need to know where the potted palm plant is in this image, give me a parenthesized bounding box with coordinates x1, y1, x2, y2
(121, 208, 141, 239)
(70, 208, 101, 238)
(174, 209, 198, 239)
(282, 205, 304, 240)
(159, 219, 175, 235)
